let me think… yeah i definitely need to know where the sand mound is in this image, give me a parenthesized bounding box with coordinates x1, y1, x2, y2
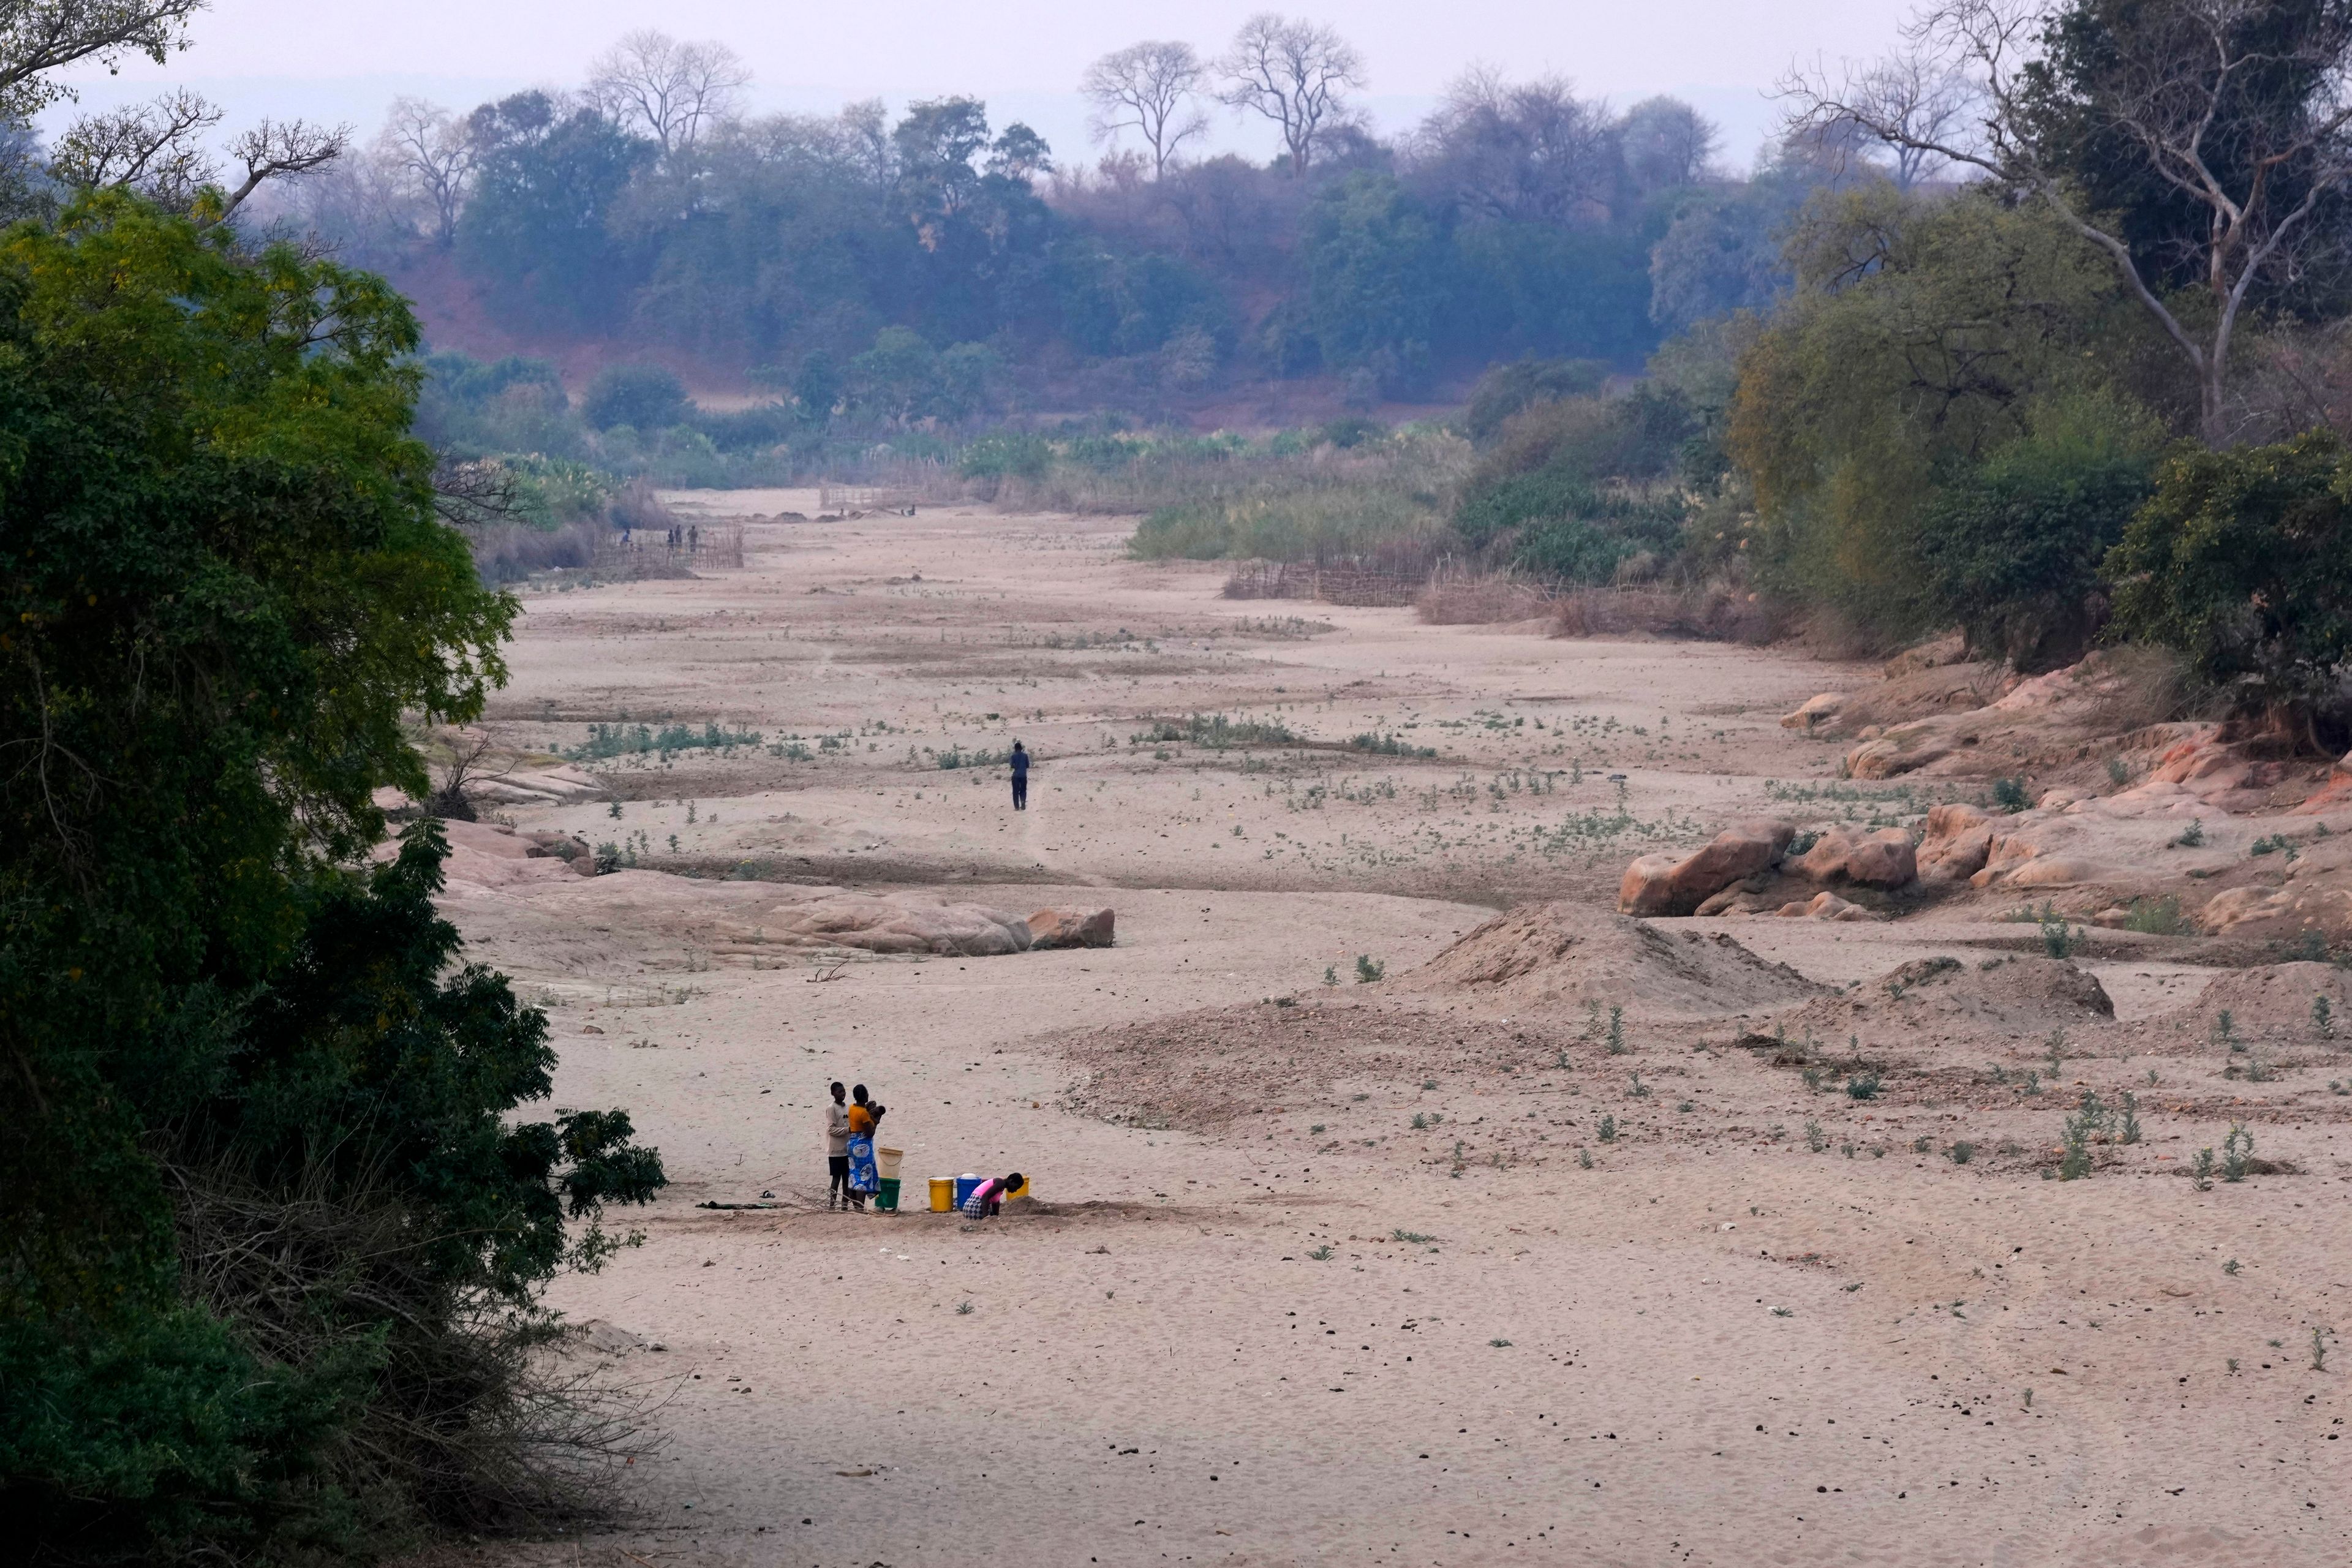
(2150, 961, 2352, 1042)
(1398, 901, 1823, 1017)
(1054, 1001, 1569, 1131)
(1763, 955, 2114, 1044)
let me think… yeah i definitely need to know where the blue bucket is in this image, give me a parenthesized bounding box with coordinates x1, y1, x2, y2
(953, 1174, 982, 1209)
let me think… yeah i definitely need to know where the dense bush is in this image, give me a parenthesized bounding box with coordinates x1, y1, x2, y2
(581, 362, 690, 431)
(1915, 396, 2162, 669)
(2108, 429, 2352, 728)
(0, 193, 663, 1562)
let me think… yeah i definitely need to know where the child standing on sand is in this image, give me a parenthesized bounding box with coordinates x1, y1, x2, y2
(1009, 741, 1030, 811)
(824, 1082, 850, 1209)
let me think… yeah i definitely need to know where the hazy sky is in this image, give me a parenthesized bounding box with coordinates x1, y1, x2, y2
(49, 0, 1913, 168)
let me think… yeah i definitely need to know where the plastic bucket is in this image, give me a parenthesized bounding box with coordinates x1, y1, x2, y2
(928, 1177, 954, 1213)
(1005, 1176, 1030, 1200)
(954, 1174, 982, 1209)
(875, 1146, 905, 1181)
(876, 1178, 901, 1212)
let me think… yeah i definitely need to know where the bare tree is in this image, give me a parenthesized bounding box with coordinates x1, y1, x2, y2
(1784, 0, 2352, 443)
(1417, 70, 1621, 225)
(586, 29, 750, 156)
(0, 0, 205, 119)
(377, 96, 472, 247)
(47, 86, 219, 203)
(1217, 13, 1364, 175)
(214, 118, 347, 221)
(1083, 40, 1208, 178)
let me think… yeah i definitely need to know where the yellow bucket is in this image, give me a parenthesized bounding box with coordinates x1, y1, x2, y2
(876, 1146, 905, 1181)
(928, 1177, 954, 1213)
(1006, 1177, 1031, 1200)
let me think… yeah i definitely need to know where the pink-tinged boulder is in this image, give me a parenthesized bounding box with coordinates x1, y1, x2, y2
(1774, 891, 1872, 921)
(1028, 907, 1115, 949)
(1843, 723, 1952, 779)
(1781, 692, 1844, 729)
(1618, 822, 1795, 916)
(1792, 826, 1918, 889)
(1917, 803, 1995, 884)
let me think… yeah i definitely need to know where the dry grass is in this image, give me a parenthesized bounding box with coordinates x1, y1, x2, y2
(1551, 582, 1787, 644)
(1415, 571, 1555, 625)
(2086, 643, 2203, 733)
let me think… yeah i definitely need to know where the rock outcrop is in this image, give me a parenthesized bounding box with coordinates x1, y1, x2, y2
(1790, 826, 1917, 889)
(1916, 804, 1995, 883)
(1027, 908, 1116, 948)
(1619, 821, 1796, 916)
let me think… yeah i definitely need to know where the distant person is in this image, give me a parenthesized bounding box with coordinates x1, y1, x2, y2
(825, 1081, 850, 1210)
(689, 523, 699, 553)
(1009, 741, 1030, 812)
(962, 1172, 1023, 1219)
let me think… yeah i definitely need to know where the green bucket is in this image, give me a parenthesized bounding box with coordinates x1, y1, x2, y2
(875, 1177, 901, 1212)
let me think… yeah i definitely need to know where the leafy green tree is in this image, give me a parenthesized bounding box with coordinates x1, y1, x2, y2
(2107, 428, 2352, 726)
(0, 192, 662, 1559)
(1300, 172, 1450, 391)
(1729, 185, 2141, 638)
(458, 92, 654, 329)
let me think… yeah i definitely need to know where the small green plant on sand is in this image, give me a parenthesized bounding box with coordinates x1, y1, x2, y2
(1354, 954, 1385, 983)
(2222, 1122, 2253, 1182)
(2313, 1327, 2332, 1371)
(1805, 1119, 1828, 1152)
(2222, 1257, 2241, 1275)
(2191, 1147, 2215, 1189)
(1306, 1245, 1335, 1260)
(1629, 1071, 1650, 1097)
(1605, 1005, 1627, 1054)
(1578, 1147, 1594, 1168)
(2172, 819, 2205, 848)
(1597, 1115, 1618, 1144)
(2038, 904, 2083, 960)
(1846, 1071, 1882, 1101)
(2314, 994, 2335, 1040)
(1948, 1140, 1976, 1164)
(1392, 1229, 1434, 1243)
(1322, 965, 1339, 987)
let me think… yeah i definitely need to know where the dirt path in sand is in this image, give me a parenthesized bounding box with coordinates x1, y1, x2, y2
(416, 497, 2351, 1568)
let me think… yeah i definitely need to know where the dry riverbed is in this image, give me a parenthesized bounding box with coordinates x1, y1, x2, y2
(411, 496, 2351, 1568)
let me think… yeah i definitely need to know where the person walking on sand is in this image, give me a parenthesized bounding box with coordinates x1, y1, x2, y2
(824, 1080, 850, 1209)
(1009, 740, 1030, 812)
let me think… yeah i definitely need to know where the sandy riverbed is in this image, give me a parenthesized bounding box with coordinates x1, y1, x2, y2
(415, 497, 2350, 1568)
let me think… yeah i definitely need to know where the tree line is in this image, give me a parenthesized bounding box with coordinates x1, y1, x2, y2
(258, 17, 1861, 416)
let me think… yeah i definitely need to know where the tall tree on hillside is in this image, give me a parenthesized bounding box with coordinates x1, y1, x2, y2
(1084, 40, 1210, 178)
(1619, 95, 1722, 192)
(1218, 13, 1365, 175)
(586, 29, 750, 157)
(1414, 71, 1623, 225)
(379, 95, 473, 246)
(1785, 0, 2352, 443)
(458, 91, 654, 328)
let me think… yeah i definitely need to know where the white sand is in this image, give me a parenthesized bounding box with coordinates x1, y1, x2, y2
(418, 500, 2351, 1568)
